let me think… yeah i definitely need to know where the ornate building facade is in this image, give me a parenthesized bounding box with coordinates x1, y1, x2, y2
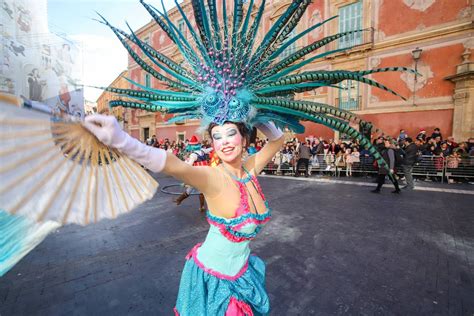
(123, 0, 473, 142)
(96, 70, 128, 128)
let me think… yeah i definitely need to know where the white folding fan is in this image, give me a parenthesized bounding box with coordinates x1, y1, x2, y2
(0, 93, 158, 225)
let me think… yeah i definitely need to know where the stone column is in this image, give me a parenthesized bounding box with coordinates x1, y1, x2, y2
(446, 48, 474, 141)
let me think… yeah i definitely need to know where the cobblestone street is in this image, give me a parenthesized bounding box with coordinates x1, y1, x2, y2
(1, 174, 473, 315)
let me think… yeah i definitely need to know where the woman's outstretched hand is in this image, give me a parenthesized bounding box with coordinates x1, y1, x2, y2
(83, 114, 127, 148)
(83, 114, 166, 173)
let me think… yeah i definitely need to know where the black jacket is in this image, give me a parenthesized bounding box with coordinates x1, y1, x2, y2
(378, 147, 395, 175)
(311, 143, 324, 155)
(403, 143, 418, 166)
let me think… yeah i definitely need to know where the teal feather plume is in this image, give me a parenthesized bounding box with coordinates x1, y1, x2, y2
(271, 29, 369, 75)
(125, 22, 198, 89)
(122, 77, 195, 98)
(240, 0, 266, 65)
(257, 48, 348, 85)
(101, 0, 412, 166)
(251, 0, 312, 71)
(250, 112, 305, 134)
(94, 12, 191, 78)
(139, 0, 175, 44)
(109, 100, 164, 112)
(268, 16, 338, 62)
(207, 0, 222, 49)
(249, 0, 302, 67)
(239, 0, 254, 45)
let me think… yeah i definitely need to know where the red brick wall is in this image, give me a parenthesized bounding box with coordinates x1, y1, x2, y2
(372, 44, 463, 102)
(361, 109, 454, 140)
(306, 1, 326, 43)
(299, 121, 335, 141)
(129, 68, 142, 90)
(379, 0, 469, 37)
(155, 125, 201, 142)
(130, 129, 140, 140)
(298, 109, 455, 142)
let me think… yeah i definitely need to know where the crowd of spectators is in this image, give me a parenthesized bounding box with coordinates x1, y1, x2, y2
(145, 135, 212, 161)
(268, 128, 474, 184)
(146, 127, 474, 184)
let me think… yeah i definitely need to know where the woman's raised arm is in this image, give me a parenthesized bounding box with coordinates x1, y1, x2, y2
(162, 152, 218, 195)
(245, 122, 285, 174)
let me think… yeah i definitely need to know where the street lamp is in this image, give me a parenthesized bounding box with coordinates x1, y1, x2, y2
(411, 47, 422, 106)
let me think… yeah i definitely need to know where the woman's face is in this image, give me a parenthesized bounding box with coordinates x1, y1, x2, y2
(211, 123, 245, 163)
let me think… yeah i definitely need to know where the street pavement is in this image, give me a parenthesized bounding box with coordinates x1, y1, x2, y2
(1, 173, 473, 315)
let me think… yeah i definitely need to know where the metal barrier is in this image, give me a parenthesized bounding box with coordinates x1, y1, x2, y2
(445, 157, 474, 182)
(263, 154, 474, 184)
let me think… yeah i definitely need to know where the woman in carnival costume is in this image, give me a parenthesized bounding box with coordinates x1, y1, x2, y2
(1, 0, 414, 313)
(85, 105, 282, 315)
(86, 0, 414, 312)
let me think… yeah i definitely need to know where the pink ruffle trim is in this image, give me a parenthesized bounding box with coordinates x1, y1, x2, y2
(234, 178, 267, 217)
(251, 176, 266, 200)
(185, 243, 249, 281)
(174, 295, 253, 315)
(232, 216, 271, 231)
(226, 297, 254, 316)
(235, 182, 250, 217)
(206, 219, 253, 242)
(207, 213, 270, 242)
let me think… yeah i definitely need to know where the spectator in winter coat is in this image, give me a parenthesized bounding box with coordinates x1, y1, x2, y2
(312, 139, 324, 155)
(456, 142, 469, 159)
(440, 142, 451, 157)
(416, 130, 427, 141)
(328, 139, 340, 155)
(371, 139, 401, 194)
(446, 136, 458, 151)
(295, 141, 311, 177)
(398, 129, 407, 142)
(431, 127, 442, 141)
(401, 137, 418, 190)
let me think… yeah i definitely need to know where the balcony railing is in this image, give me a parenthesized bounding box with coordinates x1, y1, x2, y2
(326, 27, 374, 55)
(335, 96, 362, 111)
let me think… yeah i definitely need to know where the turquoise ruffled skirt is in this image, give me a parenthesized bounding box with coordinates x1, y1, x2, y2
(175, 253, 270, 315)
(0, 210, 59, 276)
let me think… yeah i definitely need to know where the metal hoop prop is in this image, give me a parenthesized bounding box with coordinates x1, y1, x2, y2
(160, 183, 201, 196)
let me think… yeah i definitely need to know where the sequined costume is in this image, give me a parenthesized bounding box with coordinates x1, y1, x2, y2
(175, 167, 271, 315)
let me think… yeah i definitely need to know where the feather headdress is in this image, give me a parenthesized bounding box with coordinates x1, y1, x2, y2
(94, 0, 415, 172)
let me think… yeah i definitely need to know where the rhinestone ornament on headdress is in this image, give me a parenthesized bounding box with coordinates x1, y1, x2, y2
(197, 40, 251, 125)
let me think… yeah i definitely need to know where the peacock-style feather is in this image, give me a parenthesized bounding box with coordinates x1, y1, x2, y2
(95, 0, 416, 174)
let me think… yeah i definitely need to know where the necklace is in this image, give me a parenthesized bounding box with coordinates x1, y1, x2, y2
(221, 163, 252, 183)
(221, 164, 259, 214)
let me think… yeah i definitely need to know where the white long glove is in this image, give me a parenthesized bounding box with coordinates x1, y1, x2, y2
(83, 114, 166, 173)
(254, 121, 284, 141)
